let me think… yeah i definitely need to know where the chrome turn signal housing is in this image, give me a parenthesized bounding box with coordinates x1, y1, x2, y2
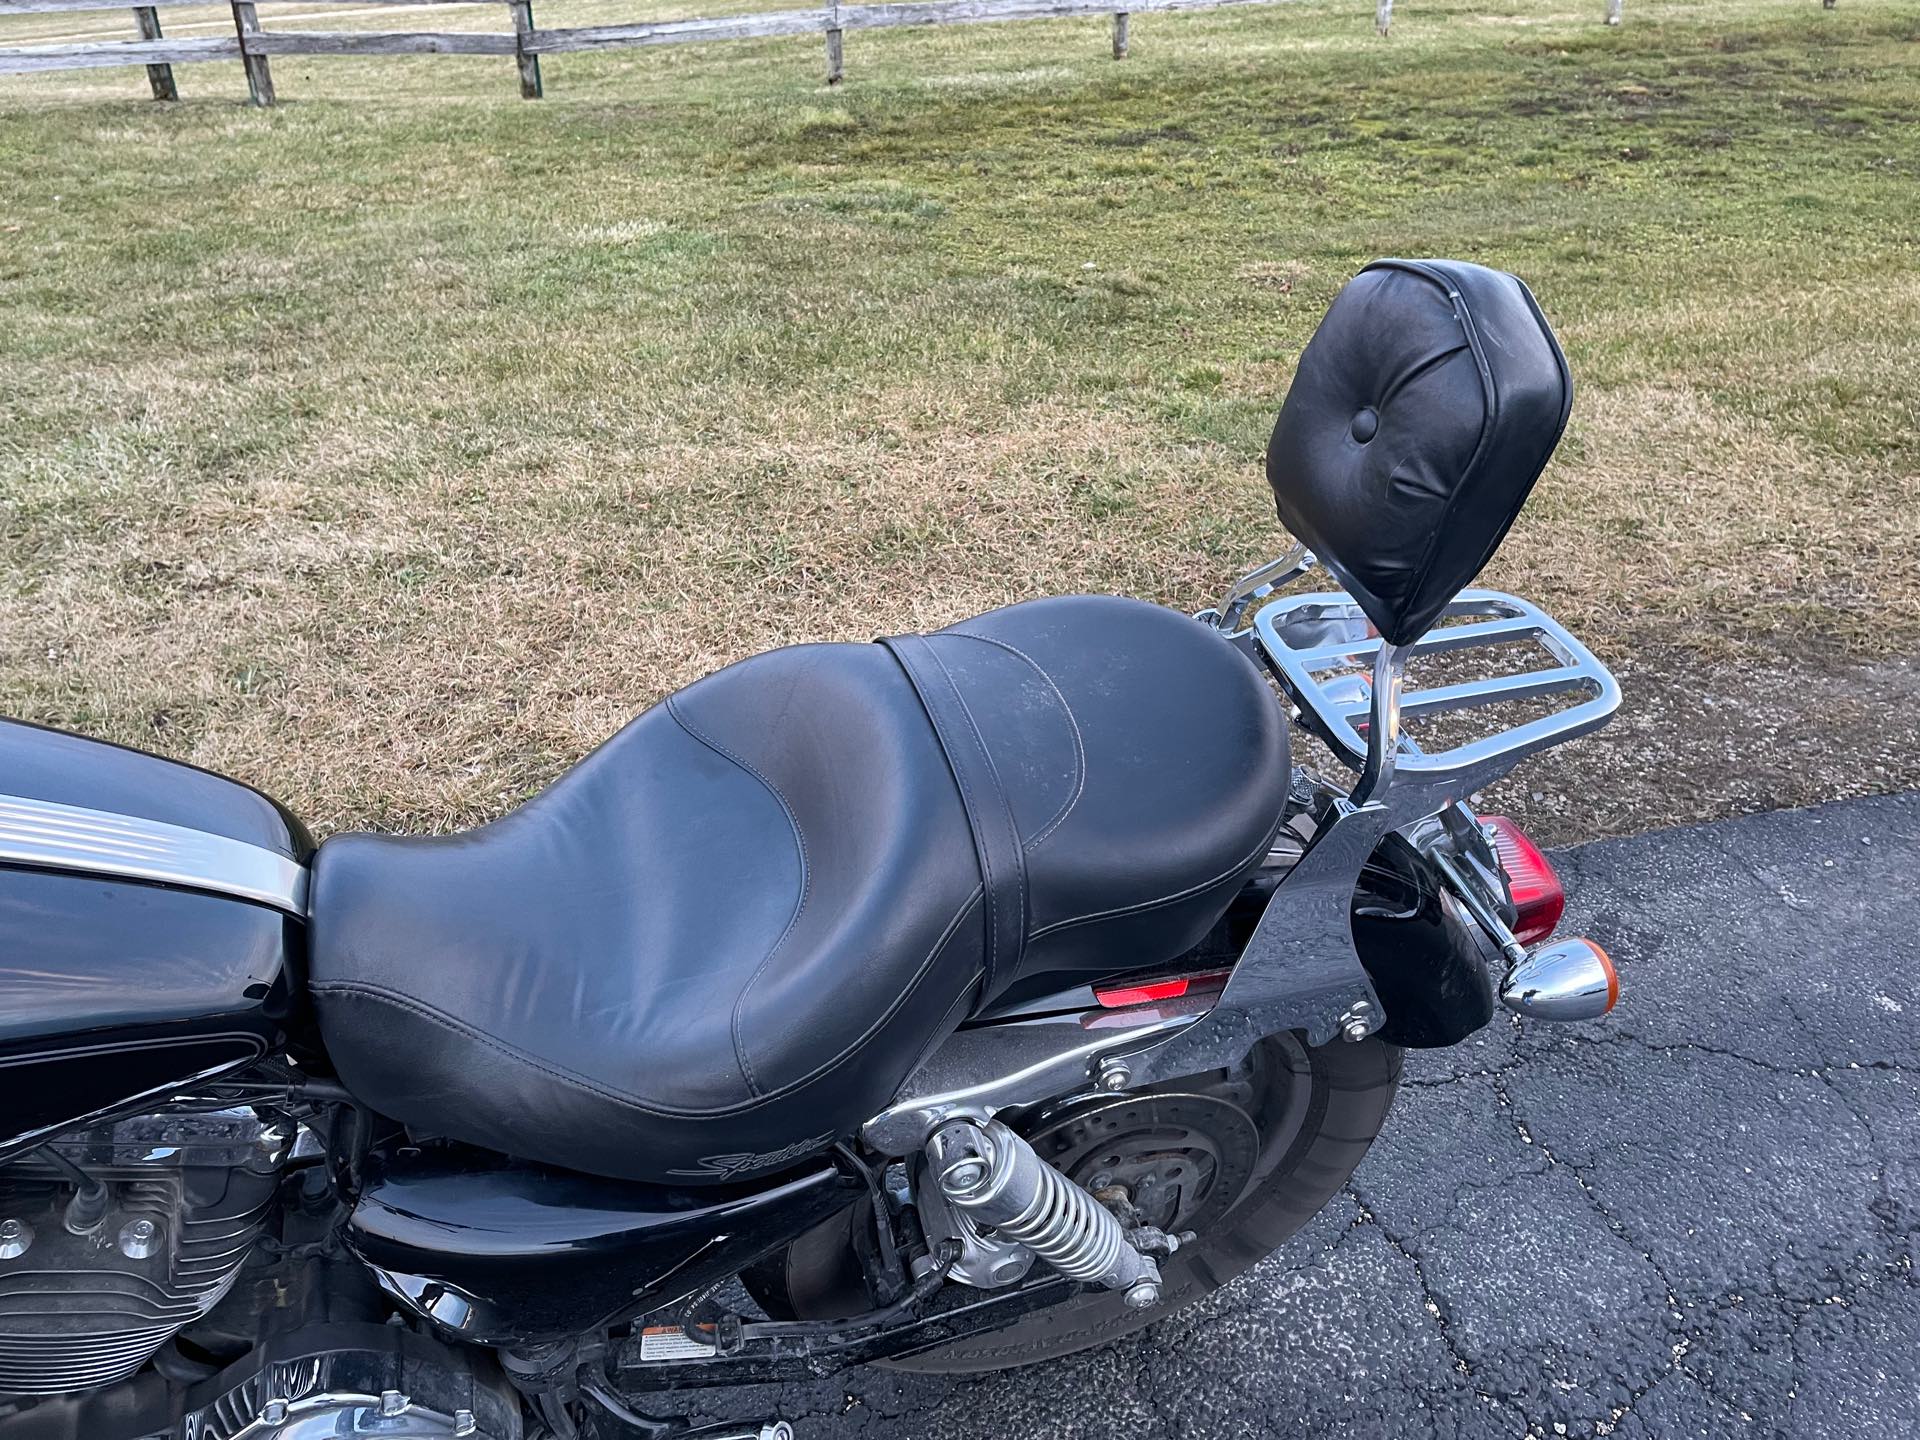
(1498, 937, 1619, 1021)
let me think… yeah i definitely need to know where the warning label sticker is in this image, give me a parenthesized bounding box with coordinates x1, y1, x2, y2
(638, 1325, 719, 1362)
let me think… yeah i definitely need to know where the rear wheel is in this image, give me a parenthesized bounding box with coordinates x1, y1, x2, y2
(883, 1036, 1397, 1374)
(747, 1033, 1399, 1374)
(886, 1033, 1398, 1372)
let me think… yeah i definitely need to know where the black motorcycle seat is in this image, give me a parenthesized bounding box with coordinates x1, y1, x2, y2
(308, 595, 1290, 1184)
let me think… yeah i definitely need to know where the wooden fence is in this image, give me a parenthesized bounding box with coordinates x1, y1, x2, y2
(0, 0, 1844, 102)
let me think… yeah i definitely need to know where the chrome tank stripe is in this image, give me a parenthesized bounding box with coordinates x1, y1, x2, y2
(0, 793, 308, 916)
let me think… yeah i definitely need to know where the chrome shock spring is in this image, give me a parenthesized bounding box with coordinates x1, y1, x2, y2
(929, 1117, 1161, 1305)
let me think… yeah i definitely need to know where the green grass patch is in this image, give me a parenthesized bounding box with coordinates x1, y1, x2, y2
(1, 0, 1917, 831)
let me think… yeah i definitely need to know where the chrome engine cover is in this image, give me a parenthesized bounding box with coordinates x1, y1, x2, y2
(151, 1325, 521, 1440)
(195, 1387, 485, 1439)
(0, 1108, 286, 1396)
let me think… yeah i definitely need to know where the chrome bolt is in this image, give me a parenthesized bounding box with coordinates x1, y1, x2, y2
(0, 1219, 30, 1260)
(1338, 1001, 1375, 1044)
(943, 1157, 989, 1192)
(1096, 1058, 1132, 1092)
(1123, 1278, 1162, 1310)
(930, 1121, 994, 1197)
(453, 1410, 478, 1437)
(379, 1391, 409, 1418)
(118, 1216, 161, 1259)
(259, 1399, 289, 1426)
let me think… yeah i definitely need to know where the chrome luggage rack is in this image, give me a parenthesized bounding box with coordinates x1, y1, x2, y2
(1250, 586, 1621, 810)
(1205, 543, 1620, 813)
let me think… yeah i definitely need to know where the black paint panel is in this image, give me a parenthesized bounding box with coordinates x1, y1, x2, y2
(0, 869, 292, 1044)
(0, 717, 313, 860)
(1351, 835, 1497, 1048)
(345, 1144, 859, 1345)
(0, 869, 294, 1153)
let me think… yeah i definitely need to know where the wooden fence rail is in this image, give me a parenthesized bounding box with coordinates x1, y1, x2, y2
(0, 0, 1842, 99)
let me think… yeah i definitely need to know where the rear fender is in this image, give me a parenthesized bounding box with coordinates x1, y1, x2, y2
(1350, 833, 1498, 1048)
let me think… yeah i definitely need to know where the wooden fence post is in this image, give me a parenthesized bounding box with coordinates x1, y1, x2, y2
(1375, 0, 1390, 34)
(1111, 10, 1128, 57)
(510, 0, 541, 97)
(131, 6, 178, 99)
(824, 0, 842, 83)
(230, 0, 273, 104)
(1605, 0, 1622, 22)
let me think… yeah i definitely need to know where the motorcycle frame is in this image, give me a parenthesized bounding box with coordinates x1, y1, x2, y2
(0, 553, 1621, 1418)
(282, 555, 1618, 1367)
(592, 554, 1622, 1396)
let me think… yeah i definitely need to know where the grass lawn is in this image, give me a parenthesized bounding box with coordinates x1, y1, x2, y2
(2, 0, 1917, 841)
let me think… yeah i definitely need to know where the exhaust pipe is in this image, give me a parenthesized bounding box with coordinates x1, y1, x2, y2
(1499, 937, 1619, 1021)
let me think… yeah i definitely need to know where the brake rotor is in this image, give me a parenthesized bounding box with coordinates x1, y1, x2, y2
(1020, 1092, 1260, 1236)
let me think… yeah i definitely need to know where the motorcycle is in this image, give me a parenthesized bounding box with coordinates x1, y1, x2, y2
(0, 259, 1622, 1440)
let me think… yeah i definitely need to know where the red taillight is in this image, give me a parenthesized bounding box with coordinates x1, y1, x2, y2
(1480, 815, 1565, 946)
(1093, 969, 1231, 1009)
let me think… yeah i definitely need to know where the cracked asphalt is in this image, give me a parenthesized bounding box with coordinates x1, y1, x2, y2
(693, 793, 1920, 1438)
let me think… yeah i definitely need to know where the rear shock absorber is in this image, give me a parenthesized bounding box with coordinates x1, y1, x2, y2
(927, 1117, 1163, 1309)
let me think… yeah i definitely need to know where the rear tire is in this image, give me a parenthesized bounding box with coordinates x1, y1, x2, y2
(881, 1035, 1400, 1373)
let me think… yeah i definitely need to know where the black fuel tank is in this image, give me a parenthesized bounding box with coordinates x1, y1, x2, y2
(0, 718, 310, 1157)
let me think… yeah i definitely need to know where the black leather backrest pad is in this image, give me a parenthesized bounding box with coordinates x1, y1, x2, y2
(1265, 259, 1572, 646)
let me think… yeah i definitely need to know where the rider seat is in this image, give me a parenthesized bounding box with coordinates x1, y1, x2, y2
(308, 595, 1290, 1183)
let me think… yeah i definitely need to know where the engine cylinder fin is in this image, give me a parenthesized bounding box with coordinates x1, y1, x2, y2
(0, 1108, 281, 1396)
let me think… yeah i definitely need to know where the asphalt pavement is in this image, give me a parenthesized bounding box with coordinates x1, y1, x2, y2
(696, 792, 1920, 1439)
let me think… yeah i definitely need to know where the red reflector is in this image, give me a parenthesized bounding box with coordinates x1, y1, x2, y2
(1480, 815, 1565, 946)
(1093, 969, 1231, 1009)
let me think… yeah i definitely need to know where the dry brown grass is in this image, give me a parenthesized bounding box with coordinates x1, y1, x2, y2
(3, 0, 1917, 841)
(8, 395, 1274, 830)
